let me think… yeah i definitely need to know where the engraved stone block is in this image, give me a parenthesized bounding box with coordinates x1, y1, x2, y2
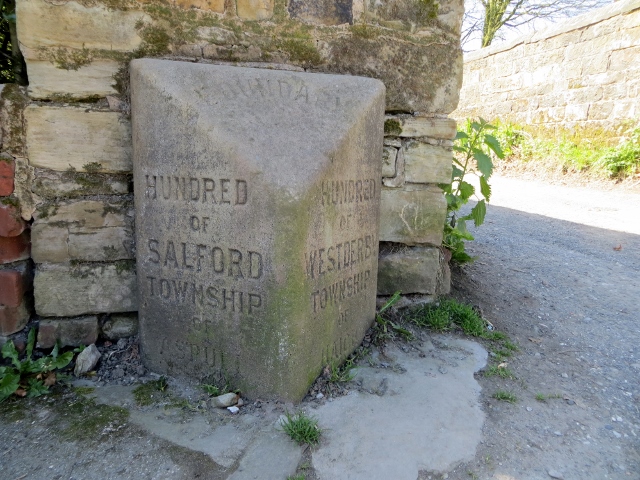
(379, 186, 446, 246)
(131, 59, 384, 401)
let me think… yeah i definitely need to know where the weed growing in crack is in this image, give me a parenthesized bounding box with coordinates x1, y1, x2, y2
(281, 411, 321, 445)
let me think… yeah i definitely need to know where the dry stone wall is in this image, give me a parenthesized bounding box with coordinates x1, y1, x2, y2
(0, 0, 463, 349)
(454, 0, 640, 132)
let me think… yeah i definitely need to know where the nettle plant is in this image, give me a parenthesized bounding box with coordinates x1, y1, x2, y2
(442, 118, 504, 263)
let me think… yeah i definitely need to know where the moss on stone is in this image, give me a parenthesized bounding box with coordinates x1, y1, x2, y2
(60, 397, 129, 441)
(114, 259, 136, 275)
(0, 196, 19, 208)
(40, 47, 94, 71)
(275, 38, 322, 66)
(384, 119, 403, 136)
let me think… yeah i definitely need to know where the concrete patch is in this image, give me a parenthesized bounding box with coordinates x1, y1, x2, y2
(311, 337, 487, 479)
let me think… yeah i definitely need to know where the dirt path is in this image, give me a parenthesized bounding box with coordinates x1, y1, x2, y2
(446, 175, 640, 480)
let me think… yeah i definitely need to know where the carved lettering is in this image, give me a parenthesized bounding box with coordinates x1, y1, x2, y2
(147, 275, 263, 314)
(143, 175, 248, 206)
(311, 269, 371, 312)
(306, 235, 376, 279)
(321, 179, 377, 206)
(146, 238, 264, 279)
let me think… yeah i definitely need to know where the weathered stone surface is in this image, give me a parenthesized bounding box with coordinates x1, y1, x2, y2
(74, 343, 101, 375)
(379, 186, 446, 246)
(175, 0, 225, 12)
(32, 199, 134, 263)
(382, 146, 397, 178)
(289, 0, 353, 25)
(403, 142, 452, 184)
(34, 263, 137, 317)
(132, 59, 384, 401)
(392, 116, 457, 140)
(37, 317, 99, 348)
(236, 0, 274, 20)
(17, 0, 147, 53)
(101, 314, 139, 340)
(25, 106, 132, 172)
(377, 246, 448, 295)
(33, 169, 131, 199)
(23, 60, 119, 100)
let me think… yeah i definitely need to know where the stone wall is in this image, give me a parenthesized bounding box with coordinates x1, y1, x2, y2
(453, 0, 640, 132)
(1, 0, 463, 347)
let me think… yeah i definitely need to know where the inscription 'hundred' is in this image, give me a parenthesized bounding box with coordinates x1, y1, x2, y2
(145, 175, 247, 205)
(321, 179, 377, 206)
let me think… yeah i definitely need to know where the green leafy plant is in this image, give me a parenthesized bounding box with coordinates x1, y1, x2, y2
(0, 328, 74, 402)
(281, 411, 321, 445)
(442, 118, 504, 263)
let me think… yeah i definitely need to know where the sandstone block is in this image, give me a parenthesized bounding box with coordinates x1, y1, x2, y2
(0, 157, 14, 196)
(101, 314, 139, 340)
(17, 0, 147, 53)
(32, 199, 134, 263)
(237, 0, 274, 20)
(403, 142, 452, 185)
(32, 169, 131, 199)
(288, 0, 353, 25)
(392, 116, 457, 140)
(25, 106, 132, 172)
(379, 186, 446, 246)
(37, 317, 99, 349)
(131, 59, 384, 401)
(0, 231, 30, 264)
(24, 60, 119, 100)
(377, 247, 449, 295)
(382, 147, 398, 178)
(34, 263, 137, 317)
(0, 299, 29, 336)
(175, 0, 224, 12)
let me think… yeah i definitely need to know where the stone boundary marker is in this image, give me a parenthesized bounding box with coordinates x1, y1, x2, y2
(132, 59, 385, 401)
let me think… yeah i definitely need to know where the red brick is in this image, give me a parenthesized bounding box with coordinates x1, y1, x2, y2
(0, 269, 26, 307)
(0, 231, 30, 264)
(0, 300, 29, 335)
(0, 203, 26, 237)
(0, 158, 14, 196)
(37, 317, 98, 348)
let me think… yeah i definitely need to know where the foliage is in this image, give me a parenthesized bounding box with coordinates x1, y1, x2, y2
(493, 120, 640, 180)
(463, 0, 609, 49)
(443, 118, 503, 263)
(0, 0, 27, 84)
(281, 411, 321, 445)
(0, 328, 73, 402)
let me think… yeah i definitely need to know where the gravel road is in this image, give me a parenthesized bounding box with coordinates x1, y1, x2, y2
(446, 175, 640, 480)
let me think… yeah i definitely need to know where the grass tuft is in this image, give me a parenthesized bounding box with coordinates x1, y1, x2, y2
(493, 390, 517, 403)
(281, 411, 321, 445)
